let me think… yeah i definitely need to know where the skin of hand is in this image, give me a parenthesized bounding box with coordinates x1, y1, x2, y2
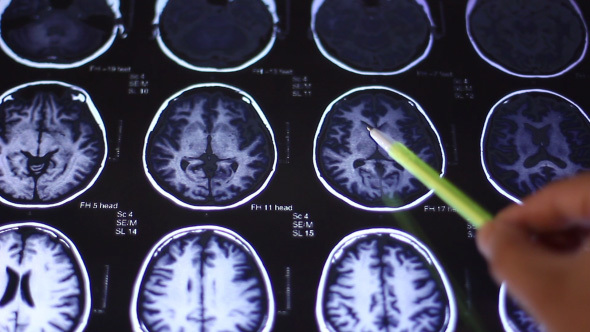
(476, 173, 590, 332)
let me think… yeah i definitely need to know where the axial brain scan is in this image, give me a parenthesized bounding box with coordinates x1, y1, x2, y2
(466, 0, 588, 77)
(499, 284, 546, 332)
(0, 222, 91, 332)
(316, 229, 456, 332)
(481, 90, 590, 202)
(313, 86, 444, 211)
(311, 0, 433, 75)
(0, 81, 107, 208)
(0, 0, 122, 68)
(154, 0, 277, 72)
(131, 226, 275, 332)
(143, 84, 276, 210)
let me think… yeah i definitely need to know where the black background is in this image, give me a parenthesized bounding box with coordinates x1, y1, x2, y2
(0, 1, 589, 331)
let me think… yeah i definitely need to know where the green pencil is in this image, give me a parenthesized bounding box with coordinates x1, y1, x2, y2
(368, 126, 493, 227)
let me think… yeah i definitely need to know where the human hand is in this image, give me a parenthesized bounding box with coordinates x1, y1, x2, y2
(476, 173, 590, 332)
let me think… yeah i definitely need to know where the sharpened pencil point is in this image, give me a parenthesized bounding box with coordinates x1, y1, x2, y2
(366, 126, 373, 131)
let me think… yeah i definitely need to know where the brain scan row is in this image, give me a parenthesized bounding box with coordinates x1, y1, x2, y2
(131, 225, 275, 332)
(311, 0, 434, 75)
(1, 0, 587, 76)
(316, 228, 457, 332)
(0, 81, 107, 208)
(3, 83, 586, 212)
(481, 89, 590, 203)
(0, 0, 123, 69)
(467, 0, 588, 78)
(0, 222, 91, 332)
(143, 83, 277, 210)
(153, 0, 278, 72)
(314, 86, 444, 211)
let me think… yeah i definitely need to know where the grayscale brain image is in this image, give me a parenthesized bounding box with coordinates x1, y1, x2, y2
(131, 226, 275, 332)
(0, 222, 91, 332)
(481, 90, 590, 202)
(316, 229, 456, 332)
(466, 0, 588, 77)
(311, 0, 433, 74)
(143, 84, 276, 210)
(0, 0, 120, 68)
(155, 0, 277, 71)
(314, 87, 444, 211)
(500, 285, 546, 332)
(0, 81, 107, 208)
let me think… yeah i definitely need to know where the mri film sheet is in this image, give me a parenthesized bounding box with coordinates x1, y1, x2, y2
(0, 1, 588, 331)
(0, 81, 108, 208)
(481, 89, 590, 202)
(143, 83, 277, 210)
(314, 86, 444, 211)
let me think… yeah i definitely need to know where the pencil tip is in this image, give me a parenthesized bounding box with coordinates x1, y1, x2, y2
(366, 126, 373, 131)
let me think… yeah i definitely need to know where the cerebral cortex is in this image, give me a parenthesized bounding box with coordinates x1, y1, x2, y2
(314, 87, 443, 210)
(0, 82, 107, 207)
(312, 0, 432, 74)
(144, 85, 276, 209)
(157, 0, 276, 70)
(0, 0, 119, 66)
(317, 229, 455, 332)
(467, 0, 588, 77)
(482, 90, 590, 201)
(133, 226, 274, 332)
(0, 222, 90, 332)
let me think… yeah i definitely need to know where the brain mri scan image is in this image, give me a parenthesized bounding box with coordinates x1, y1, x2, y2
(313, 86, 444, 211)
(466, 0, 588, 78)
(131, 225, 275, 332)
(153, 0, 278, 72)
(481, 89, 590, 203)
(0, 0, 123, 69)
(311, 0, 433, 75)
(0, 81, 108, 208)
(499, 284, 546, 332)
(0, 222, 91, 332)
(143, 83, 277, 210)
(316, 228, 456, 332)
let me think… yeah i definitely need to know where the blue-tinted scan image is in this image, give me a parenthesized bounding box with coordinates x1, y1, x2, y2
(0, 222, 91, 332)
(499, 284, 547, 332)
(466, 0, 588, 78)
(313, 86, 444, 211)
(311, 0, 433, 75)
(154, 0, 278, 72)
(131, 225, 275, 332)
(316, 228, 456, 332)
(481, 89, 590, 202)
(0, 81, 107, 208)
(144, 83, 277, 210)
(0, 0, 123, 69)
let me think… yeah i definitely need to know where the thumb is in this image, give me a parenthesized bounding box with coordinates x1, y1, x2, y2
(477, 220, 590, 332)
(476, 220, 571, 307)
